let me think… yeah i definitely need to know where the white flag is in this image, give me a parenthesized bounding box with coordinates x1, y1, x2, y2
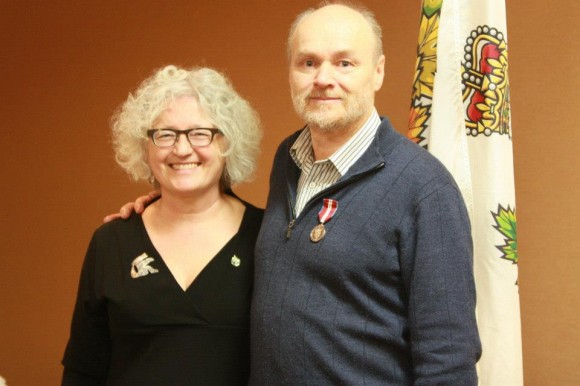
(408, 0, 523, 384)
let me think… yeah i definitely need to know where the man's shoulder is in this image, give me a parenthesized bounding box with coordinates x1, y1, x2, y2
(374, 117, 444, 168)
(371, 119, 459, 192)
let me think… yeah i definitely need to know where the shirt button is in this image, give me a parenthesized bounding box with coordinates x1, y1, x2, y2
(309, 182, 316, 188)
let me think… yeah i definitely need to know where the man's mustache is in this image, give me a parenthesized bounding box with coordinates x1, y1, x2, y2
(306, 93, 344, 99)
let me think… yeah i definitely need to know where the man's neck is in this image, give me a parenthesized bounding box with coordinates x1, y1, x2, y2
(309, 113, 371, 161)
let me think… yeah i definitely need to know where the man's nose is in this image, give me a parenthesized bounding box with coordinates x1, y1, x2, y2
(313, 62, 335, 87)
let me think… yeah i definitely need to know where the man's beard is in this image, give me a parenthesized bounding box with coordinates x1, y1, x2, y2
(292, 90, 372, 132)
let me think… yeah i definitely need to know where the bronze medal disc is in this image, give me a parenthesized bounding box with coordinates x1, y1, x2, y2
(310, 223, 326, 243)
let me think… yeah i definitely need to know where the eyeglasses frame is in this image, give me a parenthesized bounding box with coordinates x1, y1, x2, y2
(146, 128, 221, 148)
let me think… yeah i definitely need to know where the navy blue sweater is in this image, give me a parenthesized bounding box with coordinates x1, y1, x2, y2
(250, 117, 481, 385)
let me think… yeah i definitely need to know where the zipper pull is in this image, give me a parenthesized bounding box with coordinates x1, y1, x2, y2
(286, 219, 295, 239)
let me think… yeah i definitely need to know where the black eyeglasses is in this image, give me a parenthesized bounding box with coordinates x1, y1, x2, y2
(147, 128, 221, 148)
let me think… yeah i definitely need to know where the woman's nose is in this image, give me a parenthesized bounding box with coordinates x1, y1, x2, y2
(172, 133, 193, 155)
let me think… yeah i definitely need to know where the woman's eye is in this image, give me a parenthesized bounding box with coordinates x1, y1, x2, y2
(157, 132, 175, 139)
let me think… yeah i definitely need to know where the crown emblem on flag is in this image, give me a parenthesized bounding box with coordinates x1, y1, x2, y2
(461, 25, 511, 138)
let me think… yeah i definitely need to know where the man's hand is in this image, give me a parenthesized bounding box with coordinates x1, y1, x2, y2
(103, 191, 160, 223)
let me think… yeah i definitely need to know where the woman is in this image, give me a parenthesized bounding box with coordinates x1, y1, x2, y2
(62, 65, 263, 385)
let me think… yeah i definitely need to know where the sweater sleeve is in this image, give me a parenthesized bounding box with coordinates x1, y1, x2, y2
(61, 233, 110, 385)
(403, 182, 481, 385)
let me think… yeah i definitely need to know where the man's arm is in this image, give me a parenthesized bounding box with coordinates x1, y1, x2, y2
(102, 191, 160, 222)
(403, 182, 481, 385)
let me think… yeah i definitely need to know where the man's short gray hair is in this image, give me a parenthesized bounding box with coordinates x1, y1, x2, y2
(286, 1, 384, 61)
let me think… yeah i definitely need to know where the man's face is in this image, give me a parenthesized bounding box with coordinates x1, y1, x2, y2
(288, 5, 385, 134)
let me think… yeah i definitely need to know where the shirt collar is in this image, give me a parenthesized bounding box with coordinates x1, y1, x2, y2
(290, 109, 380, 176)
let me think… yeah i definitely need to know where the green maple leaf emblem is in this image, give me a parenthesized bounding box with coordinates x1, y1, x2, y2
(491, 204, 518, 263)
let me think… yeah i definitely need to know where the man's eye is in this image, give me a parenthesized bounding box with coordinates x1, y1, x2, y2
(304, 60, 315, 67)
(339, 61, 352, 67)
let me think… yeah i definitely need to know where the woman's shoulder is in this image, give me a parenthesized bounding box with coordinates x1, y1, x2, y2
(92, 212, 143, 241)
(230, 198, 263, 238)
(226, 190, 264, 219)
(242, 200, 264, 214)
(241, 201, 264, 228)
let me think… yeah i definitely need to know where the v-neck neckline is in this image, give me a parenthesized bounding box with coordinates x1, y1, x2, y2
(136, 206, 248, 293)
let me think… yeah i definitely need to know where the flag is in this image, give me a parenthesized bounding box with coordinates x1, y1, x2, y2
(408, 0, 522, 384)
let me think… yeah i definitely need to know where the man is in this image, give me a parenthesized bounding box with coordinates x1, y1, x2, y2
(111, 2, 481, 384)
(249, 2, 480, 385)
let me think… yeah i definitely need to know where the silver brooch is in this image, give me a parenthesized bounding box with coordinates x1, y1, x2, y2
(130, 253, 159, 278)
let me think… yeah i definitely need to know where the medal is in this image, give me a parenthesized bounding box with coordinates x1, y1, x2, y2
(310, 223, 326, 242)
(310, 198, 338, 243)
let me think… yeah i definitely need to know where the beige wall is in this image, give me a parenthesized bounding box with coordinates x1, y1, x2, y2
(0, 0, 578, 384)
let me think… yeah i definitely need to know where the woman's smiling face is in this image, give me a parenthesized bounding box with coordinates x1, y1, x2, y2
(147, 96, 225, 199)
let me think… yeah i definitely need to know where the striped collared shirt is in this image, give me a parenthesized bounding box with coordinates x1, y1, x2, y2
(290, 109, 381, 216)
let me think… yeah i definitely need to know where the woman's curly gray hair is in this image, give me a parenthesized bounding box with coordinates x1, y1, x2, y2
(111, 65, 262, 189)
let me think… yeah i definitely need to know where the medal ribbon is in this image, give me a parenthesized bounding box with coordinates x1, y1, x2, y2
(318, 198, 338, 224)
